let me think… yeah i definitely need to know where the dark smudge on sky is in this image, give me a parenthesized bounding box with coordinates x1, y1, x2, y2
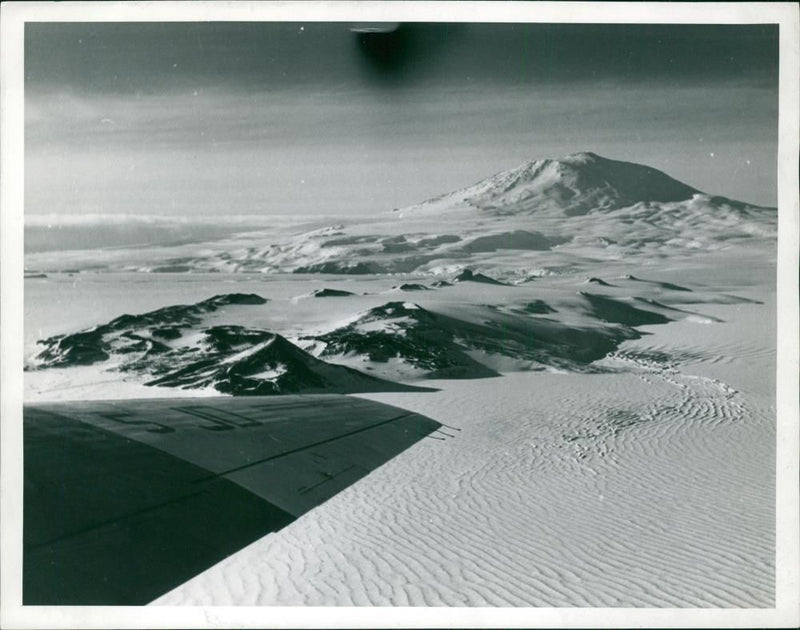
(26, 22, 778, 93)
(353, 25, 451, 86)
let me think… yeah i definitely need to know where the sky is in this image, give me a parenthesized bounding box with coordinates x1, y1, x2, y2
(25, 22, 779, 218)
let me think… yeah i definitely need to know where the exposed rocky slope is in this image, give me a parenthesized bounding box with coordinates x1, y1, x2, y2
(28, 294, 427, 395)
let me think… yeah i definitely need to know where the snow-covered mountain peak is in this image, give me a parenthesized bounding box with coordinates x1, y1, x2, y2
(407, 152, 702, 217)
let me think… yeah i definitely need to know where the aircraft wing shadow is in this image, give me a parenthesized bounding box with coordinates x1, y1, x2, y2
(23, 394, 441, 605)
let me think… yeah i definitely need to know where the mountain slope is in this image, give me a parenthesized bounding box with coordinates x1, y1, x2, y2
(306, 299, 662, 381)
(402, 152, 703, 217)
(281, 153, 774, 277)
(28, 294, 428, 395)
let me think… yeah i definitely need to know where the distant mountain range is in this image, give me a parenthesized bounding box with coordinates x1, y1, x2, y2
(259, 152, 775, 277)
(28, 285, 686, 393)
(24, 152, 776, 277)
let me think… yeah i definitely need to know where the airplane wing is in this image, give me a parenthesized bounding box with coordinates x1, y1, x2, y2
(23, 394, 441, 605)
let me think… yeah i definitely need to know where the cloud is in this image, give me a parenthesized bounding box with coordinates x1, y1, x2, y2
(25, 78, 778, 217)
(24, 212, 315, 227)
